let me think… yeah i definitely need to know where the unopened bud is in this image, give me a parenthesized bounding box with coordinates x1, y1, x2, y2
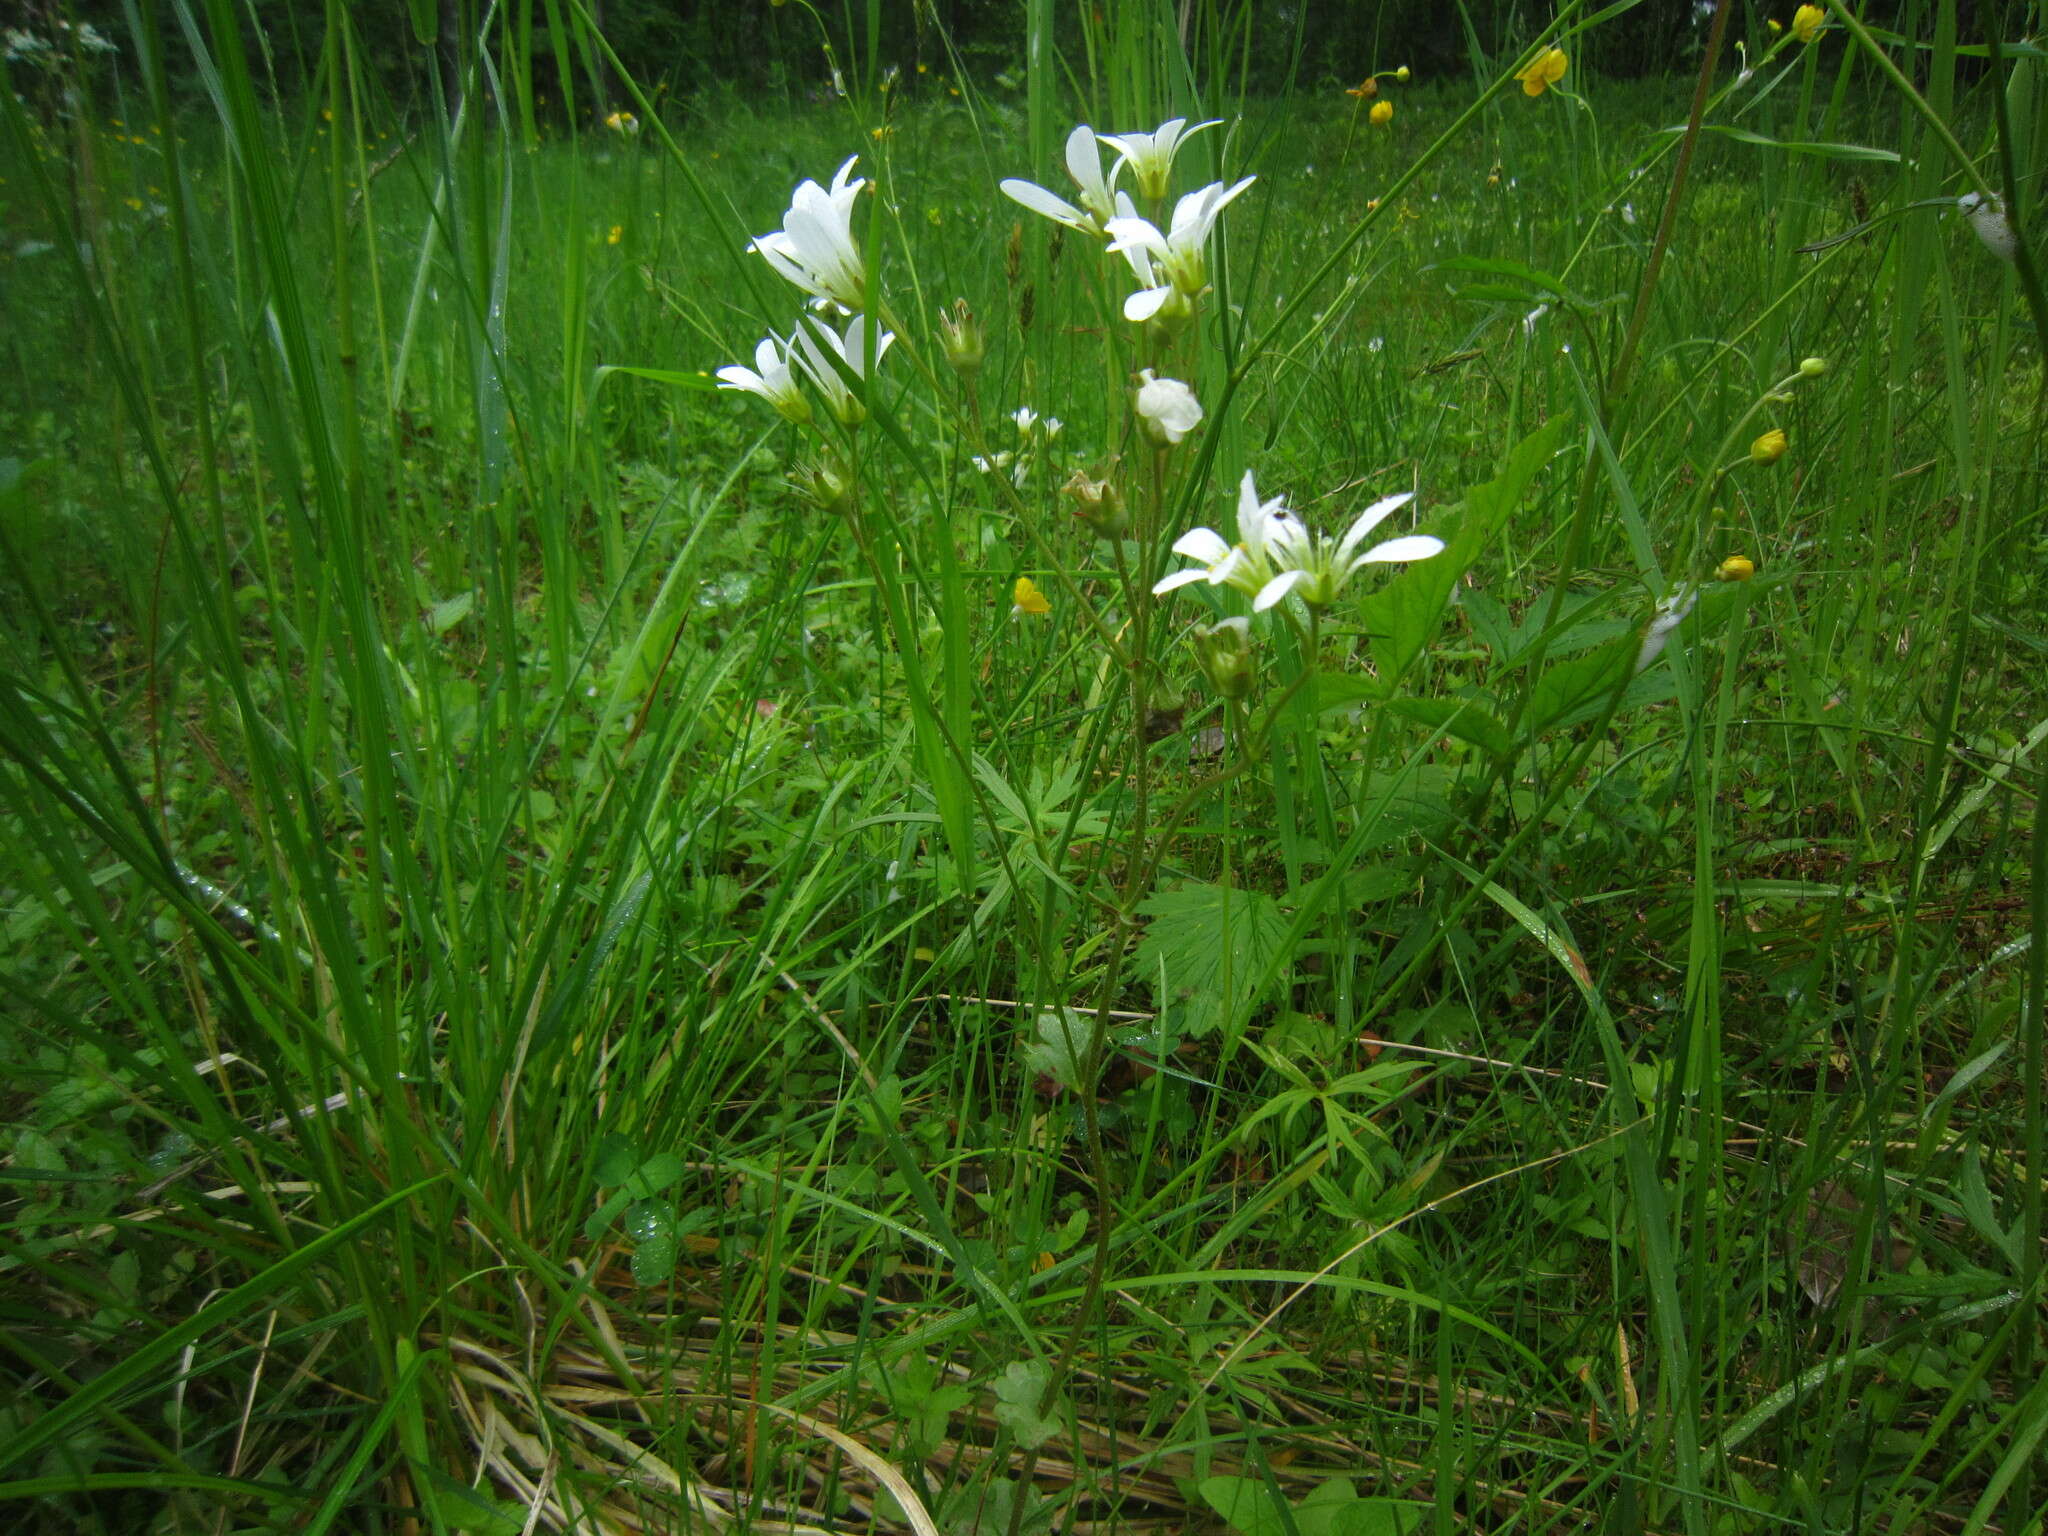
(1192, 617, 1254, 701)
(1798, 356, 1827, 378)
(1716, 554, 1756, 582)
(1749, 428, 1788, 466)
(794, 455, 852, 511)
(1062, 464, 1127, 536)
(937, 298, 985, 380)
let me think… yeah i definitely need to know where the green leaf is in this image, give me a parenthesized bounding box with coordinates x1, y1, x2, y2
(1527, 632, 1634, 734)
(592, 364, 724, 394)
(1661, 124, 1901, 162)
(991, 1360, 1059, 1448)
(417, 1466, 524, 1535)
(625, 1199, 679, 1286)
(1384, 696, 1515, 757)
(1200, 1476, 1290, 1536)
(1360, 417, 1566, 681)
(1134, 882, 1292, 1040)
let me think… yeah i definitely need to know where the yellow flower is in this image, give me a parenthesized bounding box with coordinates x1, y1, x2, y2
(870, 124, 894, 141)
(1370, 100, 1394, 126)
(1792, 5, 1825, 44)
(1716, 555, 1756, 582)
(607, 224, 623, 244)
(1011, 576, 1051, 617)
(1749, 428, 1788, 465)
(604, 110, 639, 136)
(1517, 47, 1568, 97)
(124, 196, 143, 211)
(1347, 78, 1378, 99)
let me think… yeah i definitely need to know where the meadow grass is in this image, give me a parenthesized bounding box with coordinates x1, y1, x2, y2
(2, 2, 2045, 1533)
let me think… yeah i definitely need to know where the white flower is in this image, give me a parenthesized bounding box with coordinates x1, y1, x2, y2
(1012, 406, 1038, 434)
(1958, 191, 2018, 264)
(750, 158, 868, 312)
(1153, 471, 1293, 598)
(1133, 370, 1203, 446)
(716, 331, 811, 424)
(999, 124, 1123, 235)
(792, 314, 894, 427)
(1250, 487, 1443, 611)
(1100, 117, 1221, 200)
(1104, 177, 1256, 322)
(1635, 587, 1698, 673)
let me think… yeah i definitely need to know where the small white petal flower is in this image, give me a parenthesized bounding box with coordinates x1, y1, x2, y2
(1100, 117, 1220, 201)
(1104, 177, 1255, 322)
(751, 158, 869, 311)
(999, 124, 1124, 235)
(792, 314, 894, 427)
(716, 331, 812, 424)
(1012, 406, 1039, 434)
(1244, 485, 1441, 611)
(1957, 191, 2018, 263)
(1133, 370, 1204, 446)
(1152, 471, 1294, 597)
(1635, 587, 1699, 673)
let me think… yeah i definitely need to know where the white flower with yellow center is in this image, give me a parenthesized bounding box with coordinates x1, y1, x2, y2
(1252, 488, 1442, 610)
(792, 314, 893, 427)
(1104, 177, 1256, 322)
(716, 331, 811, 424)
(1153, 471, 1294, 598)
(750, 158, 868, 312)
(1100, 117, 1220, 200)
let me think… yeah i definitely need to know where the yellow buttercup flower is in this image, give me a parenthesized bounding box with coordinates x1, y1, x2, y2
(1716, 555, 1756, 582)
(1517, 48, 1568, 97)
(607, 225, 623, 244)
(1749, 428, 1788, 466)
(1011, 576, 1051, 617)
(1347, 78, 1378, 99)
(1370, 101, 1394, 126)
(1792, 5, 1825, 45)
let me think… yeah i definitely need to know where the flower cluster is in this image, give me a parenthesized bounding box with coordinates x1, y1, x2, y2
(720, 157, 895, 440)
(1001, 120, 1255, 327)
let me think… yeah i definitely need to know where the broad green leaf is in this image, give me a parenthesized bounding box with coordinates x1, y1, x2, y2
(1361, 417, 1567, 681)
(991, 1361, 1059, 1448)
(1385, 696, 1515, 757)
(1134, 882, 1291, 1040)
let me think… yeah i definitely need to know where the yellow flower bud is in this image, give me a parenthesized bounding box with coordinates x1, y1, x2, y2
(1792, 5, 1825, 45)
(1397, 65, 1411, 82)
(1370, 100, 1394, 126)
(1716, 555, 1756, 582)
(1750, 428, 1788, 466)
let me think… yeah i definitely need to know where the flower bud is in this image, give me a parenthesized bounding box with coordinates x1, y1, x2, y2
(1397, 66, 1411, 82)
(937, 298, 985, 380)
(1749, 428, 1788, 466)
(1062, 465, 1127, 537)
(1134, 370, 1203, 446)
(1370, 101, 1394, 126)
(1716, 554, 1756, 582)
(1192, 617, 1254, 701)
(1798, 356, 1827, 378)
(794, 455, 852, 511)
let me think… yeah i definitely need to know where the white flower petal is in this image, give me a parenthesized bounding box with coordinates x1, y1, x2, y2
(1333, 491, 1415, 563)
(1152, 568, 1213, 596)
(1253, 570, 1307, 612)
(1172, 527, 1233, 563)
(1352, 534, 1444, 565)
(1123, 285, 1174, 323)
(1000, 178, 1090, 230)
